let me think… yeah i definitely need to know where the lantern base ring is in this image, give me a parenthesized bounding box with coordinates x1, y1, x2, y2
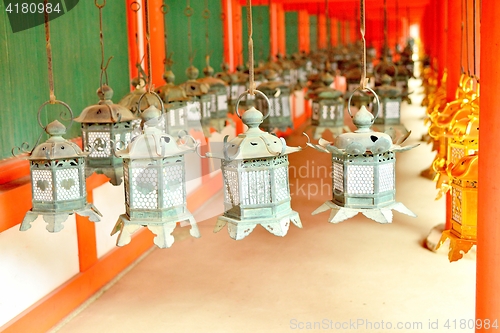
(20, 203, 102, 233)
(312, 200, 416, 224)
(214, 210, 302, 240)
(112, 212, 199, 249)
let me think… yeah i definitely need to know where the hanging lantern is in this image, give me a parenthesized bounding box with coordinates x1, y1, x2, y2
(306, 72, 346, 139)
(436, 154, 478, 261)
(372, 74, 406, 133)
(20, 102, 102, 232)
(157, 70, 191, 137)
(112, 94, 199, 248)
(307, 89, 417, 223)
(75, 85, 137, 185)
(256, 69, 293, 132)
(178, 66, 209, 132)
(205, 91, 302, 240)
(197, 60, 229, 133)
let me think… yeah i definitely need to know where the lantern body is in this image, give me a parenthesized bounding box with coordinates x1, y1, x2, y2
(21, 121, 101, 232)
(208, 106, 302, 240)
(164, 101, 189, 136)
(373, 95, 402, 126)
(113, 116, 198, 249)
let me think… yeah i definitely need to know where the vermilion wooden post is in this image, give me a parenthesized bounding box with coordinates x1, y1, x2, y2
(330, 18, 338, 47)
(269, 2, 278, 60)
(437, 0, 447, 80)
(298, 10, 310, 53)
(149, 0, 165, 89)
(277, 3, 286, 56)
(317, 13, 326, 49)
(477, 1, 500, 329)
(233, 0, 243, 67)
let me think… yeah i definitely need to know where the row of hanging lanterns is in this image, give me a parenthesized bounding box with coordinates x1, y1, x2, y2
(17, 0, 419, 250)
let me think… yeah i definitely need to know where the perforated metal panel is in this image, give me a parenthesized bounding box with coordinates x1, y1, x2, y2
(378, 163, 395, 192)
(346, 165, 374, 194)
(240, 169, 271, 205)
(385, 101, 400, 119)
(333, 162, 344, 193)
(274, 165, 289, 202)
(450, 146, 465, 165)
(452, 187, 462, 224)
(131, 166, 159, 209)
(223, 160, 240, 206)
(88, 132, 111, 158)
(55, 168, 81, 201)
(32, 169, 54, 201)
(281, 96, 291, 117)
(217, 94, 227, 112)
(187, 101, 201, 121)
(162, 163, 184, 207)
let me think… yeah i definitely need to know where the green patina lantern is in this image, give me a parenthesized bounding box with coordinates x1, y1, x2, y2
(372, 74, 404, 127)
(255, 69, 293, 132)
(197, 62, 229, 132)
(206, 91, 302, 240)
(75, 85, 137, 185)
(20, 102, 101, 232)
(112, 101, 199, 249)
(179, 66, 209, 131)
(306, 72, 347, 139)
(157, 70, 190, 137)
(307, 90, 417, 224)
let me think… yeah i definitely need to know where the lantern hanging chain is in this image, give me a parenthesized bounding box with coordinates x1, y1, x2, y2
(144, 0, 153, 92)
(96, 0, 112, 90)
(185, 0, 194, 66)
(161, 2, 173, 71)
(203, 0, 211, 62)
(44, 0, 56, 103)
(359, 0, 368, 90)
(246, 0, 255, 95)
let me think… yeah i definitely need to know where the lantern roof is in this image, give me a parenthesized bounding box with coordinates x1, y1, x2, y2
(307, 106, 417, 155)
(118, 86, 162, 112)
(207, 107, 301, 160)
(28, 120, 87, 160)
(116, 105, 195, 159)
(76, 85, 137, 123)
(373, 75, 402, 98)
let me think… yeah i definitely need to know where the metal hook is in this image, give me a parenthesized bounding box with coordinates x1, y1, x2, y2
(94, 0, 105, 9)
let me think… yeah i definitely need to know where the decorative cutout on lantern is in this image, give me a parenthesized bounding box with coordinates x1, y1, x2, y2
(112, 93, 199, 248)
(20, 102, 102, 232)
(76, 85, 137, 185)
(205, 90, 302, 240)
(307, 88, 418, 223)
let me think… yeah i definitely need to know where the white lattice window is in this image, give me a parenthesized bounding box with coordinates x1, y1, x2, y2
(32, 169, 54, 201)
(378, 163, 394, 192)
(217, 94, 227, 111)
(223, 168, 240, 206)
(240, 169, 271, 205)
(385, 101, 400, 119)
(88, 132, 111, 158)
(131, 166, 159, 209)
(333, 162, 344, 193)
(281, 96, 291, 117)
(55, 168, 81, 201)
(187, 101, 201, 121)
(450, 146, 465, 165)
(346, 165, 374, 194)
(274, 166, 289, 202)
(162, 163, 184, 207)
(452, 187, 462, 224)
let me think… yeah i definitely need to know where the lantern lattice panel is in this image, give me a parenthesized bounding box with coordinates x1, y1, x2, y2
(162, 163, 184, 207)
(32, 169, 54, 201)
(450, 146, 465, 165)
(131, 166, 159, 209)
(346, 165, 374, 194)
(452, 187, 463, 224)
(274, 165, 289, 202)
(333, 162, 344, 192)
(240, 169, 271, 205)
(88, 131, 111, 158)
(384, 101, 400, 119)
(378, 163, 395, 192)
(223, 161, 240, 207)
(55, 168, 81, 201)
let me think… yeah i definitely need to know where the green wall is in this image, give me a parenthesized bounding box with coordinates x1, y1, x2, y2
(309, 14, 317, 52)
(164, 0, 224, 84)
(242, 5, 270, 66)
(285, 11, 298, 56)
(0, 1, 129, 160)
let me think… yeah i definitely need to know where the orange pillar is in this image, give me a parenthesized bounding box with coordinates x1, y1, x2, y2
(222, 0, 235, 70)
(436, 0, 447, 85)
(446, 0, 461, 105)
(476, 2, 499, 329)
(148, 0, 165, 89)
(317, 13, 326, 49)
(330, 18, 338, 46)
(277, 3, 286, 56)
(126, 0, 141, 86)
(232, 0, 243, 67)
(269, 2, 278, 60)
(350, 20, 356, 44)
(298, 10, 310, 53)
